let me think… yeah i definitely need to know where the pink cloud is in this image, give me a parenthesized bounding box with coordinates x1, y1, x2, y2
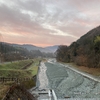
(0, 0, 100, 47)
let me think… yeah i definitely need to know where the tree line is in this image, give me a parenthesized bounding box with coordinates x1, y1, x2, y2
(0, 42, 54, 62)
(56, 26, 100, 68)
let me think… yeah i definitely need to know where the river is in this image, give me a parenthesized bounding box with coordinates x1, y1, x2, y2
(45, 59, 100, 99)
(31, 59, 100, 99)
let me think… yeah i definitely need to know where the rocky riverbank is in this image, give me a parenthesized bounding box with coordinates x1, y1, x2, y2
(45, 60, 100, 99)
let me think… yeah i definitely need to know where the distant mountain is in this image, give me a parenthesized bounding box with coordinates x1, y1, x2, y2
(0, 42, 56, 62)
(56, 25, 100, 68)
(11, 44, 48, 52)
(10, 44, 58, 53)
(44, 45, 59, 52)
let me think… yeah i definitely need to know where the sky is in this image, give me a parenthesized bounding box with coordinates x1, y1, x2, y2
(0, 0, 100, 47)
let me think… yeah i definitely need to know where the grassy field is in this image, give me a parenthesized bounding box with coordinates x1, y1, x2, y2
(67, 63, 100, 76)
(0, 59, 40, 99)
(27, 59, 39, 76)
(0, 59, 39, 78)
(0, 60, 32, 70)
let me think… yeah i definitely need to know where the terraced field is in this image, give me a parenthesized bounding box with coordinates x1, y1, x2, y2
(0, 59, 39, 99)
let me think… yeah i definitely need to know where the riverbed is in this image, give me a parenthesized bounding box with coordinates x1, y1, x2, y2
(45, 60, 100, 99)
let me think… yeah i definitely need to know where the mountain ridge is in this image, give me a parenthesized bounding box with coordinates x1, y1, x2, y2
(2, 42, 59, 53)
(56, 25, 100, 68)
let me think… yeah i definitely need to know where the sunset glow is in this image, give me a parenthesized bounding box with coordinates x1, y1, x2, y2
(0, 0, 100, 47)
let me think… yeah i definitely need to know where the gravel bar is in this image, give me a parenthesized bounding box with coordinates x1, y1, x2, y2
(45, 60, 100, 99)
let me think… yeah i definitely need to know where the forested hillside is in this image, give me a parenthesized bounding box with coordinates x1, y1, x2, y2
(0, 42, 54, 62)
(56, 26, 100, 68)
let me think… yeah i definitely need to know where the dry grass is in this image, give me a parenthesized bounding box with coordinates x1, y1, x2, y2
(76, 66, 100, 76)
(0, 82, 13, 100)
(20, 79, 36, 89)
(42, 58, 47, 62)
(68, 63, 100, 76)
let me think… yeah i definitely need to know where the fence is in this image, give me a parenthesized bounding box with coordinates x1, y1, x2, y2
(0, 76, 36, 83)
